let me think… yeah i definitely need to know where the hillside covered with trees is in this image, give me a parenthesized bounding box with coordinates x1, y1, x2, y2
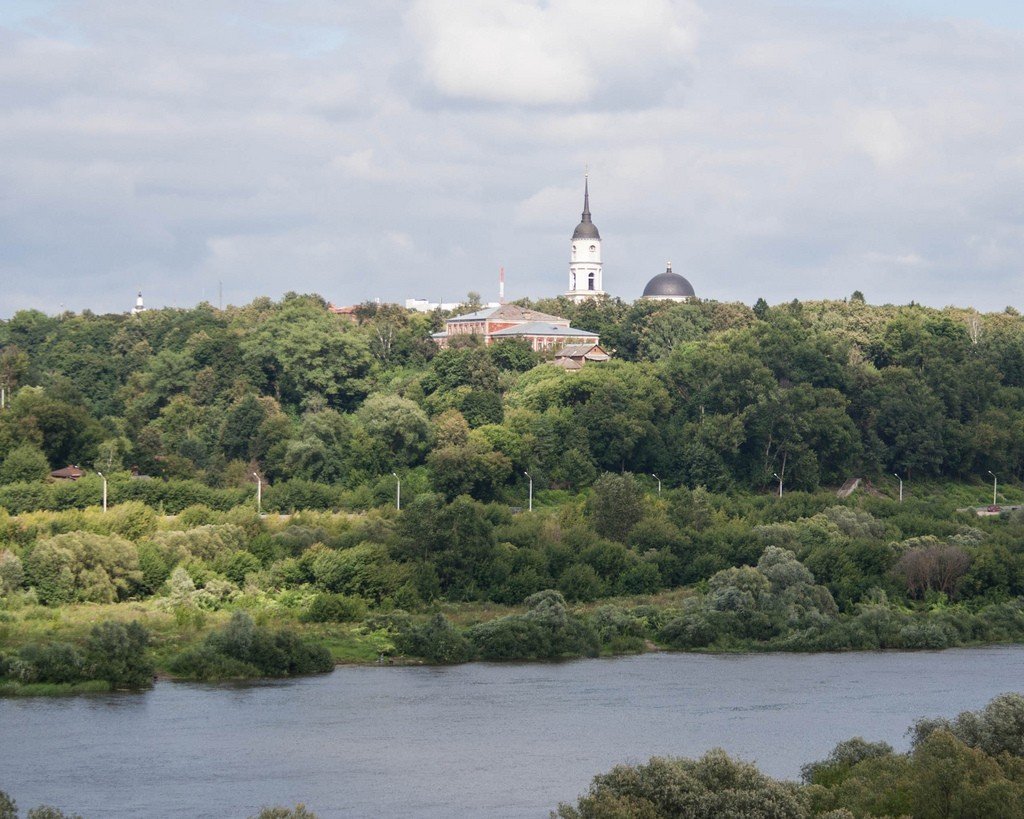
(1, 292, 1023, 498)
(3, 293, 1024, 685)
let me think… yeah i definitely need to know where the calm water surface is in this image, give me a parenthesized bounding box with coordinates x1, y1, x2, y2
(2, 647, 1023, 818)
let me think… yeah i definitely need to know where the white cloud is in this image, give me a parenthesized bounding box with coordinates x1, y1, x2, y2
(405, 0, 698, 105)
(848, 108, 912, 167)
(2, 1, 1024, 315)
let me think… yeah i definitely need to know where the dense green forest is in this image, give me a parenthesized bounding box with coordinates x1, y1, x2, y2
(4, 293, 1024, 685)
(2, 292, 1024, 495)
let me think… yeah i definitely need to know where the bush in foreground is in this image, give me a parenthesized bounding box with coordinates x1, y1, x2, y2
(0, 790, 82, 819)
(557, 694, 1024, 818)
(554, 750, 808, 818)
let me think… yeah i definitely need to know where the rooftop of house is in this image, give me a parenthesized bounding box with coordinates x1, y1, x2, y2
(491, 321, 598, 337)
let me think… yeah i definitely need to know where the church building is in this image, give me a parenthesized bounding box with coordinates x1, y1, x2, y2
(641, 262, 696, 303)
(565, 176, 606, 302)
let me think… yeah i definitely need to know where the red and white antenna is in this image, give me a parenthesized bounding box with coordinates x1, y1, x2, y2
(499, 266, 506, 304)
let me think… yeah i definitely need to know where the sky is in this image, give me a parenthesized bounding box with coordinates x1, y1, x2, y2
(1, 0, 1024, 316)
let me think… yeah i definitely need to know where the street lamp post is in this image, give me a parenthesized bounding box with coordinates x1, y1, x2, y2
(524, 471, 533, 512)
(893, 473, 903, 504)
(772, 472, 783, 498)
(253, 472, 262, 515)
(392, 472, 401, 511)
(988, 470, 998, 507)
(97, 471, 107, 513)
(652, 473, 661, 494)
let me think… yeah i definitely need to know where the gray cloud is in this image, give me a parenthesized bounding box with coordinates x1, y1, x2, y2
(1, 0, 1023, 316)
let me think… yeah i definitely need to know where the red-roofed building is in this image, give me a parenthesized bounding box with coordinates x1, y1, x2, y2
(431, 304, 599, 352)
(50, 465, 86, 481)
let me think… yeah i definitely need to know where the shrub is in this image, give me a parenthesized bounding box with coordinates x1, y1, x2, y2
(177, 504, 217, 527)
(588, 605, 648, 652)
(586, 473, 645, 542)
(17, 642, 85, 684)
(24, 532, 142, 604)
(136, 541, 170, 594)
(467, 590, 599, 661)
(659, 610, 723, 650)
(249, 806, 318, 819)
(302, 593, 368, 623)
(615, 562, 662, 595)
(85, 620, 154, 689)
(216, 550, 262, 585)
(149, 524, 247, 563)
(0, 549, 25, 595)
(802, 737, 896, 784)
(394, 613, 474, 663)
(169, 612, 333, 680)
(103, 501, 158, 540)
(557, 563, 603, 602)
(0, 443, 50, 484)
(554, 750, 809, 818)
(897, 621, 954, 650)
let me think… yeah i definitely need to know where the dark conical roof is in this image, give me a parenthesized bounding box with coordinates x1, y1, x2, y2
(642, 263, 695, 298)
(572, 176, 601, 240)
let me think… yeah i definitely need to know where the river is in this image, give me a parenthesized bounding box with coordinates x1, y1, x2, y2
(2, 646, 1023, 818)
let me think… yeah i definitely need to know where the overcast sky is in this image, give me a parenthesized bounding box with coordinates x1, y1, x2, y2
(2, 0, 1024, 316)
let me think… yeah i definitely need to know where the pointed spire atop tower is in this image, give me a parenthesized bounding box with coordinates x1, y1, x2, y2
(567, 170, 605, 300)
(572, 174, 600, 240)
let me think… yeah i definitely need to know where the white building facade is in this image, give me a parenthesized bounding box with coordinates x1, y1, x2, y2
(565, 176, 606, 302)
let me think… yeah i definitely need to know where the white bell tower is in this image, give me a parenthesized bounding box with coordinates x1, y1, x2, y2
(565, 175, 605, 301)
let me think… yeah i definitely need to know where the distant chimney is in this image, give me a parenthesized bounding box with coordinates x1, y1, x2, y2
(499, 267, 505, 304)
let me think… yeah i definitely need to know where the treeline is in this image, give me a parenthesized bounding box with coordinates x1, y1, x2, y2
(6, 478, 1024, 614)
(3, 293, 1024, 499)
(556, 693, 1024, 818)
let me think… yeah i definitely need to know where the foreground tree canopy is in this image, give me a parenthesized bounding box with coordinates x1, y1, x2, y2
(556, 694, 1024, 818)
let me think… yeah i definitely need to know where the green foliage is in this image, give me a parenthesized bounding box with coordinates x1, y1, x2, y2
(84, 620, 154, 689)
(394, 612, 474, 663)
(0, 549, 25, 595)
(168, 611, 333, 680)
(562, 694, 1024, 819)
(24, 531, 142, 604)
(0, 444, 50, 484)
(557, 563, 603, 602)
(910, 693, 1024, 758)
(555, 750, 809, 818)
(26, 808, 84, 819)
(586, 472, 644, 542)
(302, 593, 368, 623)
(249, 807, 318, 819)
(1, 620, 153, 690)
(467, 590, 599, 661)
(659, 547, 838, 649)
